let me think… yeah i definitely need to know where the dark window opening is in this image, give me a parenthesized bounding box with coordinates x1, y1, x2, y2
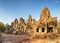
(25, 30, 26, 32)
(36, 28, 39, 32)
(47, 27, 53, 33)
(22, 26, 23, 28)
(42, 28, 44, 32)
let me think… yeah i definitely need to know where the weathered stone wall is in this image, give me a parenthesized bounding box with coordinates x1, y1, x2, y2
(6, 7, 57, 35)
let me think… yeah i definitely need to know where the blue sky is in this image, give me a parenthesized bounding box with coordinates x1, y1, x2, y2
(0, 0, 60, 24)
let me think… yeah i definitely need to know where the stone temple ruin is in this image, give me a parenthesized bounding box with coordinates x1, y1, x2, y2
(6, 7, 57, 35)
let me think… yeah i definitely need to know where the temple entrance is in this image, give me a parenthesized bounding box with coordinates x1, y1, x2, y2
(42, 28, 44, 32)
(47, 27, 53, 33)
(36, 28, 39, 32)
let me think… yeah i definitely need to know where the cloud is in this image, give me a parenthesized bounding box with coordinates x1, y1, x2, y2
(55, 0, 59, 4)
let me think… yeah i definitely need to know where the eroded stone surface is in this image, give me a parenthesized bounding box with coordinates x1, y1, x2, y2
(6, 7, 57, 36)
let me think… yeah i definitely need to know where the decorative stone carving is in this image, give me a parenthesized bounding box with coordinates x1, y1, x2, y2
(6, 7, 57, 35)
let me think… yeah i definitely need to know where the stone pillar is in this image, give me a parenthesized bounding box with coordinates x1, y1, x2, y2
(45, 27, 47, 33)
(53, 25, 56, 33)
(45, 23, 48, 33)
(39, 28, 42, 32)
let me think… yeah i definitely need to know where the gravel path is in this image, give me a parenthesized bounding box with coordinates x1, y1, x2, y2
(1, 33, 60, 43)
(1, 33, 30, 43)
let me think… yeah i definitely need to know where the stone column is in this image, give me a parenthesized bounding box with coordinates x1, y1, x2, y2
(45, 23, 48, 33)
(53, 25, 56, 33)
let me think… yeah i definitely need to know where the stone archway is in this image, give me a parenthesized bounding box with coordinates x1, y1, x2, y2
(36, 28, 39, 32)
(42, 28, 44, 32)
(47, 27, 53, 33)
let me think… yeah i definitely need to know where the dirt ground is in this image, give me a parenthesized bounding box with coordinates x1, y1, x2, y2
(1, 33, 60, 43)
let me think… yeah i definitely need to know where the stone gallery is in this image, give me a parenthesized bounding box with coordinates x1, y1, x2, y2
(6, 7, 57, 35)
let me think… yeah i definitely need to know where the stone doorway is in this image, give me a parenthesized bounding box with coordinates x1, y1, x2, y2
(47, 27, 53, 33)
(42, 28, 44, 32)
(36, 28, 39, 32)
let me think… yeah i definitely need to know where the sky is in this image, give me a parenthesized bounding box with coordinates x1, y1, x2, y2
(0, 0, 60, 24)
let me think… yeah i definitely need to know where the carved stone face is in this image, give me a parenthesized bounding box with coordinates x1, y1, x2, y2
(40, 7, 50, 20)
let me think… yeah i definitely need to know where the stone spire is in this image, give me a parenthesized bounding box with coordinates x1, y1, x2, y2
(19, 17, 25, 25)
(28, 15, 32, 22)
(40, 7, 50, 20)
(27, 15, 32, 25)
(14, 18, 18, 24)
(11, 22, 14, 27)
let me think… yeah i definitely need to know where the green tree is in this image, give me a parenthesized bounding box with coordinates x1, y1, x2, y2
(0, 22, 6, 32)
